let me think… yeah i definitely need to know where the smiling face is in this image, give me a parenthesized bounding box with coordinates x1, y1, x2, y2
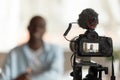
(28, 16, 46, 41)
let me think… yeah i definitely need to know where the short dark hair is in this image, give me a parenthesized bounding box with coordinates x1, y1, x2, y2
(29, 15, 46, 26)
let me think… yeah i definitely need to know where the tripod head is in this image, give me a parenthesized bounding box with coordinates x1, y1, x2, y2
(70, 55, 108, 80)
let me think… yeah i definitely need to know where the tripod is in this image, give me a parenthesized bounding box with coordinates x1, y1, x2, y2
(70, 55, 108, 80)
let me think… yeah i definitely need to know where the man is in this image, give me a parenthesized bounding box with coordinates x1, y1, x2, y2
(0, 16, 64, 80)
(88, 44, 94, 52)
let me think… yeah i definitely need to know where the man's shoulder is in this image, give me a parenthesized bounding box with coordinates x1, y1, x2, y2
(9, 43, 26, 54)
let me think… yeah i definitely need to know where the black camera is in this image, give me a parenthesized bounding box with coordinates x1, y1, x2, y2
(63, 8, 115, 80)
(64, 8, 113, 57)
(70, 29, 113, 57)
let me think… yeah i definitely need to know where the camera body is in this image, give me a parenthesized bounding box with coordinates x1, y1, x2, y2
(70, 30, 113, 57)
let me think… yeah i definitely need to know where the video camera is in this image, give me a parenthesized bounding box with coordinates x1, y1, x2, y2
(64, 8, 113, 57)
(63, 8, 115, 80)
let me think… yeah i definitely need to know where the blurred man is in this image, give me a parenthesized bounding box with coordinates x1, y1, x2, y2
(0, 16, 64, 80)
(88, 44, 94, 52)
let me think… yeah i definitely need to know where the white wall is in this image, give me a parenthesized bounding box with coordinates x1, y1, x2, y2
(0, 0, 120, 52)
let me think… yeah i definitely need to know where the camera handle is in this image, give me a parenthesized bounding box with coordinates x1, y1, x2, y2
(63, 22, 77, 37)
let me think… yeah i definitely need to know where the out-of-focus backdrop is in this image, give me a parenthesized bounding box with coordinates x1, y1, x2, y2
(0, 0, 120, 80)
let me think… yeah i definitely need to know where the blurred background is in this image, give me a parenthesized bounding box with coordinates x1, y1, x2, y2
(0, 0, 120, 80)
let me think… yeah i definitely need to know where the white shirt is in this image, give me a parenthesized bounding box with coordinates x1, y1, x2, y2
(0, 42, 64, 80)
(24, 44, 44, 75)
